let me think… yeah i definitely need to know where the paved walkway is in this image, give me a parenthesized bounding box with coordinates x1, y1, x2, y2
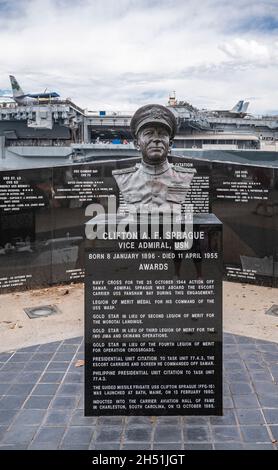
(0, 333, 277, 450)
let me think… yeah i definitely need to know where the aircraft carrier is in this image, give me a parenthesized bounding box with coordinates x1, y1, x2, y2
(0, 79, 278, 170)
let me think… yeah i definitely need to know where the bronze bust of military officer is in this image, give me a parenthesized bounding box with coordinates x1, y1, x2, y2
(112, 104, 196, 212)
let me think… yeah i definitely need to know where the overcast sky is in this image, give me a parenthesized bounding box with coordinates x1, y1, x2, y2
(0, 0, 278, 114)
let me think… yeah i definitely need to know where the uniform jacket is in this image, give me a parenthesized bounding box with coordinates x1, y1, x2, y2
(112, 159, 196, 212)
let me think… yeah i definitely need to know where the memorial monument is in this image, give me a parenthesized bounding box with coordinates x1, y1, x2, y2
(85, 104, 223, 416)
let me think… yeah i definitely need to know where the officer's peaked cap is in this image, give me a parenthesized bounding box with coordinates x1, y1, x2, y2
(130, 104, 177, 139)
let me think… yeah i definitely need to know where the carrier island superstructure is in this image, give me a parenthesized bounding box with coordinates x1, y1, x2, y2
(1, 86, 278, 170)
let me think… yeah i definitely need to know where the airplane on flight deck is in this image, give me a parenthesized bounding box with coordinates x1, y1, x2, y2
(7, 75, 60, 105)
(210, 100, 250, 117)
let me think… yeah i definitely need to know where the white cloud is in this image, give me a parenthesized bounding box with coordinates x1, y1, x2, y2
(220, 38, 277, 65)
(0, 0, 277, 113)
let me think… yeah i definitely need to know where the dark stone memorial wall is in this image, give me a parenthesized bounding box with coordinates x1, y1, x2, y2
(0, 168, 52, 291)
(176, 157, 278, 287)
(0, 156, 277, 293)
(0, 162, 119, 293)
(85, 214, 223, 415)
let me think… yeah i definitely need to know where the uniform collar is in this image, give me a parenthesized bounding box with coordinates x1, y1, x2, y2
(138, 159, 171, 175)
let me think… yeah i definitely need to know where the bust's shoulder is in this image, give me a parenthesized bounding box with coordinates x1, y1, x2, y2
(112, 166, 138, 176)
(172, 164, 196, 174)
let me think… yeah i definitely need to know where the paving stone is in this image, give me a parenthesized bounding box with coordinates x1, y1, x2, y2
(0, 444, 28, 450)
(0, 383, 13, 395)
(23, 361, 49, 372)
(156, 416, 181, 425)
(223, 334, 236, 344)
(1, 363, 25, 372)
(127, 416, 152, 426)
(32, 352, 55, 362)
(77, 396, 84, 409)
(246, 362, 265, 371)
(2, 425, 38, 445)
(154, 425, 182, 443)
(183, 416, 209, 425)
(70, 409, 97, 426)
(50, 396, 78, 409)
(68, 362, 84, 373)
(233, 394, 260, 409)
(122, 443, 152, 450)
(9, 353, 33, 362)
(223, 397, 234, 409)
(223, 355, 239, 364)
(224, 353, 241, 362)
(0, 353, 14, 362)
(223, 382, 231, 395)
(236, 409, 265, 425)
(211, 425, 241, 442)
(238, 342, 258, 351)
(12, 409, 46, 426)
(184, 443, 213, 450)
(214, 442, 244, 450)
(95, 426, 123, 443)
(23, 396, 52, 409)
(253, 382, 278, 395)
(98, 416, 124, 426)
(210, 409, 237, 425)
(92, 443, 120, 450)
(0, 410, 18, 426)
(44, 410, 72, 426)
(61, 444, 90, 450)
(52, 353, 74, 362)
(257, 394, 278, 408)
(62, 426, 94, 446)
(16, 372, 42, 383)
(32, 383, 59, 395)
(58, 383, 82, 395)
(261, 352, 278, 363)
(224, 344, 239, 353)
(269, 425, 278, 440)
(230, 382, 254, 395)
(0, 426, 8, 440)
(0, 395, 27, 409)
(74, 352, 84, 360)
(63, 372, 83, 383)
(58, 344, 79, 352)
(63, 337, 83, 345)
(241, 425, 271, 443)
(37, 342, 62, 352)
(153, 443, 183, 450)
(68, 364, 84, 373)
(124, 426, 152, 443)
(39, 372, 65, 383)
(29, 426, 65, 449)
(250, 371, 274, 381)
(7, 383, 34, 396)
(239, 353, 263, 362)
(263, 409, 278, 424)
(225, 371, 250, 383)
(256, 343, 278, 353)
(46, 362, 69, 372)
(270, 370, 278, 381)
(224, 360, 246, 371)
(184, 426, 210, 442)
(243, 443, 275, 450)
(235, 336, 256, 344)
